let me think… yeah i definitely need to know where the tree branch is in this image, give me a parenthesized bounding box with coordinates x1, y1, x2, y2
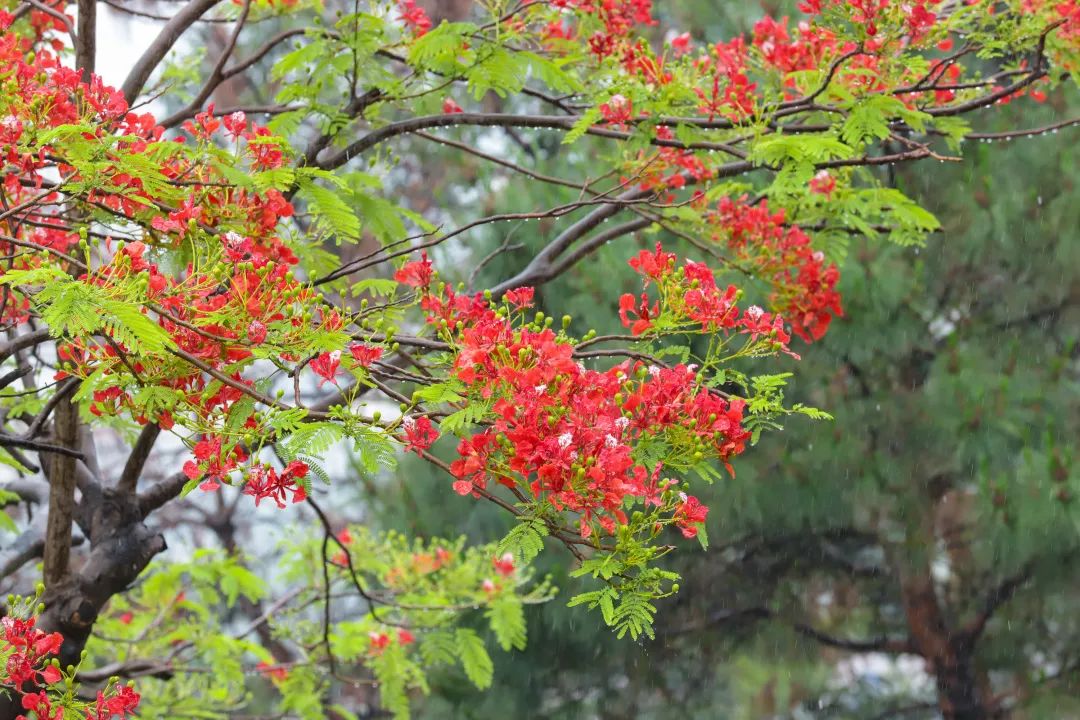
(42, 392, 79, 586)
(958, 564, 1034, 648)
(117, 423, 161, 494)
(75, 0, 96, 81)
(158, 0, 252, 128)
(137, 471, 189, 518)
(319, 112, 745, 170)
(120, 0, 223, 104)
(664, 606, 912, 653)
(0, 328, 51, 364)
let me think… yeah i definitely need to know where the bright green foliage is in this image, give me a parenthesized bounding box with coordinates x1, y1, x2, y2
(83, 532, 552, 719)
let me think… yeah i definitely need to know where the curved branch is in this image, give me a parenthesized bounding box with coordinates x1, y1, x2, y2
(121, 0, 224, 104)
(117, 423, 161, 494)
(158, 0, 253, 129)
(320, 112, 747, 170)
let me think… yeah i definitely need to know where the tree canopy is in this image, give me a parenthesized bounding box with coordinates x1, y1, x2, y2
(0, 0, 1077, 718)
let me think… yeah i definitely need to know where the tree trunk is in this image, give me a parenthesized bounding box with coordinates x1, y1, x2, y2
(900, 566, 990, 719)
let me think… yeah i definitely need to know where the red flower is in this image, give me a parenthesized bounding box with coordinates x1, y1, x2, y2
(402, 415, 438, 454)
(310, 351, 341, 387)
(809, 170, 836, 198)
(619, 293, 657, 335)
(628, 243, 676, 280)
(671, 32, 692, 56)
(503, 287, 535, 308)
(256, 661, 289, 682)
(247, 319, 267, 345)
(243, 462, 308, 508)
(493, 552, 515, 576)
(599, 94, 633, 124)
(349, 343, 383, 367)
(40, 664, 61, 684)
(673, 494, 709, 538)
(368, 631, 391, 654)
(394, 252, 435, 288)
(396, 0, 432, 35)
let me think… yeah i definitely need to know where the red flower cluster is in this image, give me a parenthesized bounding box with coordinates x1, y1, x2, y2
(395, 252, 435, 287)
(599, 94, 633, 125)
(2, 611, 140, 719)
(349, 343, 384, 367)
(412, 258, 752, 539)
(0, 21, 337, 509)
(709, 197, 842, 342)
(242, 460, 309, 508)
(368, 628, 415, 655)
(693, 36, 757, 120)
(3, 616, 63, 688)
(396, 0, 432, 36)
(620, 243, 799, 355)
(183, 436, 250, 492)
(84, 686, 140, 720)
(493, 552, 516, 576)
(638, 126, 713, 192)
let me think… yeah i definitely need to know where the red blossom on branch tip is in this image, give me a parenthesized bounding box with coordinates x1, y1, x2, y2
(256, 661, 289, 682)
(242, 461, 308, 508)
(426, 279, 756, 538)
(310, 351, 341, 387)
(628, 243, 676, 280)
(247, 319, 267, 345)
(349, 343, 383, 368)
(394, 252, 435, 288)
(503, 286, 535, 308)
(599, 94, 633, 124)
(673, 494, 709, 538)
(396, 0, 431, 35)
(809, 170, 836, 198)
(619, 292, 657, 335)
(402, 415, 439, 454)
(368, 631, 391, 654)
(671, 32, 692, 56)
(493, 552, 515, 576)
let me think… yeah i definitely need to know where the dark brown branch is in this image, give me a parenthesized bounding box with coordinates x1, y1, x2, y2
(222, 27, 309, 81)
(0, 529, 45, 580)
(0, 434, 84, 459)
(967, 115, 1080, 141)
(925, 20, 1063, 118)
(158, 0, 252, 129)
(0, 528, 85, 580)
(0, 328, 51, 364)
(137, 471, 189, 518)
(665, 606, 912, 653)
(23, 378, 79, 439)
(117, 423, 161, 494)
(75, 0, 96, 80)
(320, 113, 746, 170)
(42, 392, 79, 586)
(958, 564, 1034, 648)
(120, 0, 224, 104)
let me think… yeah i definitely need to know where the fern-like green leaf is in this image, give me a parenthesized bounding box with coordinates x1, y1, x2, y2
(455, 628, 493, 689)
